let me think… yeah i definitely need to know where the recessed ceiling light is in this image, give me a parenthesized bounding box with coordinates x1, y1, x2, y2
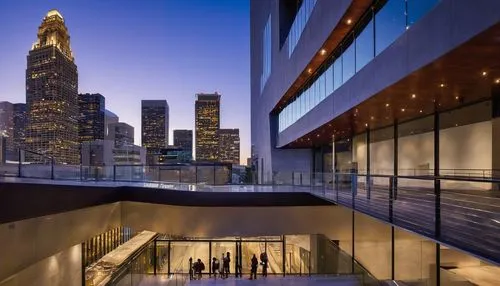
(346, 19, 352, 25)
(365, 123, 368, 127)
(440, 83, 445, 88)
(370, 116, 374, 120)
(320, 49, 327, 56)
(411, 94, 416, 99)
(455, 96, 459, 100)
(401, 108, 405, 112)
(482, 71, 488, 76)
(496, 79, 500, 84)
(419, 110, 423, 113)
(385, 103, 390, 107)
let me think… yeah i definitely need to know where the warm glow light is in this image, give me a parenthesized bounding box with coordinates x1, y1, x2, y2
(365, 123, 368, 127)
(495, 79, 500, 84)
(455, 96, 459, 100)
(385, 103, 390, 107)
(308, 68, 312, 74)
(440, 83, 445, 88)
(482, 71, 488, 76)
(320, 49, 327, 56)
(401, 108, 405, 112)
(419, 110, 423, 113)
(346, 19, 352, 25)
(370, 116, 374, 120)
(411, 94, 416, 99)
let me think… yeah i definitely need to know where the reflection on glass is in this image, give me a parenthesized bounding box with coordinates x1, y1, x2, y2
(334, 57, 342, 90)
(375, 0, 406, 55)
(342, 40, 355, 83)
(356, 17, 374, 72)
(325, 65, 333, 95)
(408, 0, 438, 27)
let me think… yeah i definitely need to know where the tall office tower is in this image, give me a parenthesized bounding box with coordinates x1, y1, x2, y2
(141, 100, 169, 148)
(104, 109, 119, 139)
(173, 129, 193, 160)
(108, 122, 134, 148)
(195, 93, 220, 161)
(218, 129, 240, 164)
(78, 93, 105, 143)
(0, 102, 14, 158)
(25, 10, 78, 164)
(13, 103, 27, 153)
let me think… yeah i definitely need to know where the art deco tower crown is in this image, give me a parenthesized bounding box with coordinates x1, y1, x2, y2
(31, 9, 73, 60)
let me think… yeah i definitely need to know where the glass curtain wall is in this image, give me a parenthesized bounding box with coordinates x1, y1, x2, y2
(278, 0, 440, 132)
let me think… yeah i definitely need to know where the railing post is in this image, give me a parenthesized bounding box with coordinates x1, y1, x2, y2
(113, 165, 116, 181)
(17, 149, 21, 178)
(80, 164, 83, 181)
(51, 157, 55, 180)
(153, 239, 157, 276)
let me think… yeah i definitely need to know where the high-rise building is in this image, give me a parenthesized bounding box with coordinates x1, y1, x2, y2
(141, 100, 169, 149)
(173, 129, 193, 160)
(218, 129, 240, 164)
(13, 103, 27, 152)
(104, 109, 119, 139)
(195, 93, 220, 161)
(0, 102, 14, 159)
(78, 93, 105, 143)
(25, 10, 78, 164)
(108, 122, 134, 148)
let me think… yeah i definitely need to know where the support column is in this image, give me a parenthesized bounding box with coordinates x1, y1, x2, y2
(391, 121, 398, 281)
(492, 87, 500, 186)
(167, 241, 171, 276)
(366, 128, 371, 199)
(282, 236, 286, 277)
(209, 241, 212, 277)
(434, 112, 441, 286)
(153, 240, 157, 275)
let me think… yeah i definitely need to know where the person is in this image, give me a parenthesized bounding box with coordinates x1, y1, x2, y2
(195, 258, 205, 280)
(223, 252, 231, 278)
(260, 252, 268, 277)
(220, 253, 226, 278)
(189, 257, 194, 280)
(211, 257, 220, 279)
(250, 254, 258, 280)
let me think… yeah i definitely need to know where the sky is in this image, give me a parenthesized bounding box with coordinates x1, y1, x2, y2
(0, 0, 250, 164)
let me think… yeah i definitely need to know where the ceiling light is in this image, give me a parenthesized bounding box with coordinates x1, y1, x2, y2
(419, 110, 423, 113)
(455, 96, 459, 100)
(411, 94, 416, 99)
(401, 108, 405, 112)
(346, 19, 352, 25)
(385, 103, 390, 107)
(496, 79, 500, 84)
(370, 116, 374, 120)
(440, 83, 445, 88)
(482, 71, 488, 76)
(320, 49, 327, 56)
(365, 123, 368, 127)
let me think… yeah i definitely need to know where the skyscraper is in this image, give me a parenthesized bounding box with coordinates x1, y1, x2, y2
(104, 109, 119, 139)
(0, 102, 14, 158)
(108, 122, 134, 148)
(173, 129, 193, 160)
(195, 93, 220, 161)
(78, 93, 105, 143)
(141, 100, 169, 148)
(218, 129, 240, 164)
(25, 10, 78, 164)
(13, 103, 27, 153)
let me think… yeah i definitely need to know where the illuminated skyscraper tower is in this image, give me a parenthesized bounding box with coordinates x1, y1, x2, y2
(25, 10, 79, 164)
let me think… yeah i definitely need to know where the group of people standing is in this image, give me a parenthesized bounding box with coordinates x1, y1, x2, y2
(188, 251, 269, 280)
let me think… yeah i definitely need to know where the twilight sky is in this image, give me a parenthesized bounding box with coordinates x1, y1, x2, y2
(0, 0, 250, 164)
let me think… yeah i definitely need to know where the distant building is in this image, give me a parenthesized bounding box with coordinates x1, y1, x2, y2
(78, 93, 105, 143)
(142, 100, 169, 164)
(108, 122, 134, 148)
(151, 146, 190, 165)
(195, 93, 220, 161)
(218, 129, 240, 164)
(173, 129, 193, 161)
(104, 109, 119, 139)
(0, 102, 14, 158)
(26, 10, 79, 164)
(13, 103, 27, 153)
(247, 157, 252, 167)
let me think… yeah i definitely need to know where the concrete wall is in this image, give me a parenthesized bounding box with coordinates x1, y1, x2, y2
(0, 244, 82, 286)
(0, 203, 121, 283)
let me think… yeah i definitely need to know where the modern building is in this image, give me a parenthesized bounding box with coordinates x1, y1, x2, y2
(104, 109, 119, 139)
(13, 103, 27, 153)
(81, 139, 145, 166)
(251, 0, 500, 282)
(141, 100, 169, 149)
(78, 93, 105, 143)
(25, 10, 79, 164)
(195, 93, 220, 161)
(218, 128, 240, 164)
(173, 129, 193, 161)
(108, 122, 134, 148)
(149, 145, 191, 165)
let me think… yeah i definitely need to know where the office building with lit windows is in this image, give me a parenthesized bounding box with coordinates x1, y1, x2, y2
(108, 122, 134, 148)
(13, 103, 27, 153)
(25, 10, 79, 164)
(141, 100, 169, 164)
(78, 93, 105, 143)
(0, 102, 14, 157)
(173, 129, 193, 161)
(195, 93, 220, 161)
(218, 128, 240, 164)
(0, 102, 27, 161)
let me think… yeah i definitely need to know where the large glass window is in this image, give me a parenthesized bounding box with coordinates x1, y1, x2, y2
(288, 0, 318, 57)
(333, 57, 342, 90)
(325, 65, 333, 96)
(261, 14, 271, 92)
(342, 39, 355, 83)
(319, 73, 326, 101)
(407, 0, 438, 27)
(375, 0, 406, 55)
(355, 15, 374, 72)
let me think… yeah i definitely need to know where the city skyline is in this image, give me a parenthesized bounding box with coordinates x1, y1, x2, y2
(0, 0, 250, 164)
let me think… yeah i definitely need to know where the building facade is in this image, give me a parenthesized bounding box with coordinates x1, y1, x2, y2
(25, 10, 79, 164)
(108, 122, 134, 148)
(173, 129, 193, 161)
(78, 93, 105, 143)
(13, 103, 27, 153)
(218, 129, 240, 164)
(81, 139, 145, 166)
(104, 109, 119, 139)
(141, 100, 169, 149)
(195, 93, 220, 161)
(0, 102, 14, 157)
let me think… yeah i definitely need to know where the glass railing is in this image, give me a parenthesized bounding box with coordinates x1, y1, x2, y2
(279, 0, 440, 132)
(287, 0, 317, 58)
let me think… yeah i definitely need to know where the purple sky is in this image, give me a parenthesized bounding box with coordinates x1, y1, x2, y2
(0, 0, 250, 164)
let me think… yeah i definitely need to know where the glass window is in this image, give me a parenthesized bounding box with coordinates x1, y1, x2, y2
(261, 14, 272, 92)
(300, 92, 305, 117)
(308, 86, 313, 112)
(342, 39, 355, 83)
(407, 0, 438, 27)
(325, 65, 333, 96)
(314, 80, 319, 106)
(334, 57, 342, 90)
(320, 73, 326, 101)
(375, 0, 406, 55)
(355, 16, 374, 72)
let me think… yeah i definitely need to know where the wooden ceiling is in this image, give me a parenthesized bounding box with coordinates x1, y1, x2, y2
(285, 21, 500, 148)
